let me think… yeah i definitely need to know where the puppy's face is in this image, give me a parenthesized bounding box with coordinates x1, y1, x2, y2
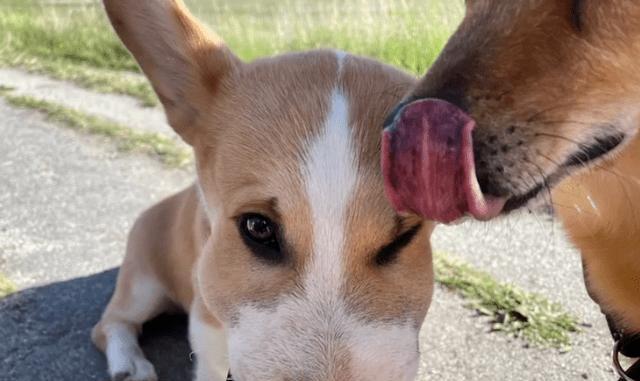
(388, 0, 640, 218)
(104, 1, 433, 380)
(196, 52, 433, 381)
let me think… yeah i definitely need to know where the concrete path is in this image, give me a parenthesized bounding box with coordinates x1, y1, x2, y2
(0, 68, 182, 142)
(0, 70, 618, 380)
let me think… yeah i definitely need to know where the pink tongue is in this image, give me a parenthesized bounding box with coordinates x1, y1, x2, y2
(382, 99, 505, 223)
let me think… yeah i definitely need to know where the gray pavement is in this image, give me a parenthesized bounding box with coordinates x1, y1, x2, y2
(0, 68, 183, 142)
(0, 72, 618, 380)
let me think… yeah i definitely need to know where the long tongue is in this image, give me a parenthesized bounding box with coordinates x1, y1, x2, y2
(381, 99, 505, 223)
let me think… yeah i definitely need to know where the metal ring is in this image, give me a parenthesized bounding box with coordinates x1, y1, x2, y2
(613, 340, 637, 381)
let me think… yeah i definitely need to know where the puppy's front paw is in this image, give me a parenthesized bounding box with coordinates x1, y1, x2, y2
(111, 358, 158, 381)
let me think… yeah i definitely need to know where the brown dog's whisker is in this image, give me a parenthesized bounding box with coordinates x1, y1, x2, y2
(524, 101, 592, 123)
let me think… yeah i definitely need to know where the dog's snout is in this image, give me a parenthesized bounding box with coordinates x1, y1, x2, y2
(383, 96, 417, 128)
(411, 72, 469, 113)
(384, 80, 467, 131)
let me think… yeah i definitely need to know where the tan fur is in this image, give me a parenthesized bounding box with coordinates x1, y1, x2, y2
(407, 0, 640, 333)
(95, 1, 433, 379)
(554, 135, 640, 331)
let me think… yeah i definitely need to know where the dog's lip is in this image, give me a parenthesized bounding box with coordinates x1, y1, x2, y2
(561, 133, 626, 168)
(503, 184, 546, 213)
(502, 133, 627, 212)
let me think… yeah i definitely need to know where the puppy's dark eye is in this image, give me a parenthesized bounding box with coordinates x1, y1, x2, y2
(238, 213, 283, 263)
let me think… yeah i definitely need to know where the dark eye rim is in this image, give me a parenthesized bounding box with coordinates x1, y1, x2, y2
(571, 0, 585, 32)
(237, 213, 284, 264)
(374, 223, 423, 266)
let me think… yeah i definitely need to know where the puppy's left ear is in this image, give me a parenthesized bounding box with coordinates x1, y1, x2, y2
(103, 0, 241, 144)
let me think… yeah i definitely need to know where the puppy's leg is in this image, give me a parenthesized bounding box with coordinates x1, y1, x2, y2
(190, 299, 229, 381)
(93, 267, 169, 381)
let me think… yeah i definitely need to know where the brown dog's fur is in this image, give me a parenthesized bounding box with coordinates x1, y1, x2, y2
(554, 137, 640, 331)
(406, 0, 640, 333)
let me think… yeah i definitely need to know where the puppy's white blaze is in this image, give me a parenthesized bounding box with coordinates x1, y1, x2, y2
(335, 50, 347, 73)
(303, 85, 356, 300)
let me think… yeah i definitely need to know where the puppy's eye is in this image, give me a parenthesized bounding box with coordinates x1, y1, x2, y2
(244, 214, 275, 242)
(238, 213, 283, 263)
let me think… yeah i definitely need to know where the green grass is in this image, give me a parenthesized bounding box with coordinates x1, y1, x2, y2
(0, 274, 16, 298)
(3, 56, 158, 107)
(434, 252, 580, 349)
(0, 0, 462, 104)
(2, 94, 191, 168)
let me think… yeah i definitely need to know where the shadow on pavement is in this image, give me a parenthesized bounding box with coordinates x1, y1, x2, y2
(0, 269, 192, 381)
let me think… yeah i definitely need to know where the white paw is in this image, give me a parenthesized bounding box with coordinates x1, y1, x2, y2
(110, 357, 158, 381)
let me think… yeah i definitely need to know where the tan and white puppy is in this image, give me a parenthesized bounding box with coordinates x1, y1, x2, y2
(92, 1, 435, 380)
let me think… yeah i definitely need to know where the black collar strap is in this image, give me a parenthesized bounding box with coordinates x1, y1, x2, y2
(613, 341, 640, 381)
(607, 314, 640, 358)
(616, 332, 640, 359)
(608, 315, 640, 380)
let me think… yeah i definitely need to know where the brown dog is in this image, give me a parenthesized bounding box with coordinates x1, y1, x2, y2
(93, 0, 435, 380)
(383, 0, 640, 376)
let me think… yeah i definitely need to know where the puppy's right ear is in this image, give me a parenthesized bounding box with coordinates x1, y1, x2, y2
(103, 0, 241, 144)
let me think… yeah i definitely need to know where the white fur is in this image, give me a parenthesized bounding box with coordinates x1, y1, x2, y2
(228, 302, 419, 380)
(334, 50, 347, 73)
(103, 276, 165, 381)
(303, 86, 355, 301)
(125, 276, 167, 321)
(105, 323, 157, 381)
(349, 323, 420, 381)
(189, 309, 229, 381)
